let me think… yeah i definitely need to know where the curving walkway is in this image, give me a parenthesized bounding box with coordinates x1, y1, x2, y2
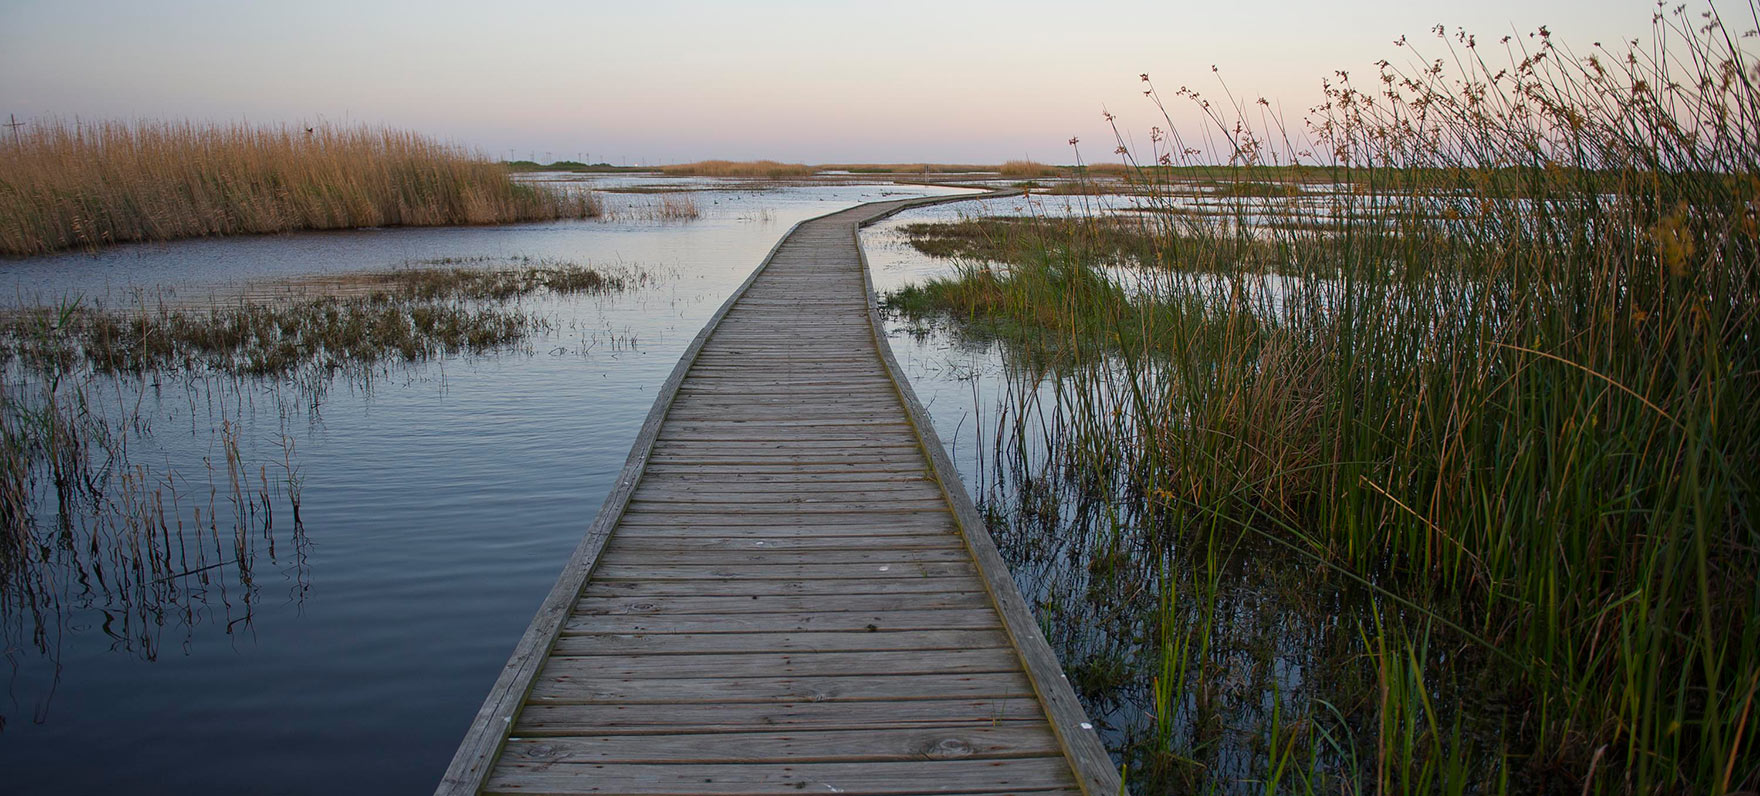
(438, 192, 1121, 796)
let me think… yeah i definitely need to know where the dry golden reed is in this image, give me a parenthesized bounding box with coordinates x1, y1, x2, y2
(0, 119, 601, 256)
(816, 163, 997, 174)
(998, 159, 1057, 178)
(659, 159, 815, 178)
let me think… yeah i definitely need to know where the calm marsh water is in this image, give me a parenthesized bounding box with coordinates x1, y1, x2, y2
(0, 178, 984, 794)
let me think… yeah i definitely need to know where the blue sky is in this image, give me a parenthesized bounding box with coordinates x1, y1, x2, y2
(2, 0, 1749, 163)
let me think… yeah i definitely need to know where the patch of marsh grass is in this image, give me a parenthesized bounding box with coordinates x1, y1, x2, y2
(0, 264, 645, 378)
(888, 6, 1760, 793)
(999, 159, 1059, 178)
(0, 120, 602, 257)
(659, 160, 815, 178)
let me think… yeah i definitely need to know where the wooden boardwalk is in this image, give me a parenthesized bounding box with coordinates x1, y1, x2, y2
(438, 192, 1122, 796)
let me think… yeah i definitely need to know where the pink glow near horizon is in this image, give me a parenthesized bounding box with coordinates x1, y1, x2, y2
(2, 0, 1749, 165)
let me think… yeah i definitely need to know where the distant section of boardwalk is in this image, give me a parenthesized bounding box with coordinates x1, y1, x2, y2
(438, 191, 1123, 796)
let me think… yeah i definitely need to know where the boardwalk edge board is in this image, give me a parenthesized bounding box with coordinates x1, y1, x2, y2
(439, 187, 1125, 796)
(855, 199, 1126, 796)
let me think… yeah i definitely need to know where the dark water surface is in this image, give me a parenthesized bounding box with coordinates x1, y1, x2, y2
(0, 180, 974, 794)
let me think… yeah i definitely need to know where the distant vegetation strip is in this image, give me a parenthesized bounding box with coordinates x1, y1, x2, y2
(506, 157, 1368, 186)
(660, 159, 817, 178)
(0, 120, 601, 257)
(0, 263, 642, 377)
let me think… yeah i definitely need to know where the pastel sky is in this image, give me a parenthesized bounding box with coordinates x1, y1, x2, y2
(1, 1, 1748, 164)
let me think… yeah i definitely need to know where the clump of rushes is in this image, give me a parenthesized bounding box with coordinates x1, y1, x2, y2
(0, 264, 643, 378)
(604, 195, 702, 221)
(0, 120, 602, 257)
(889, 6, 1759, 793)
(659, 160, 816, 178)
(898, 216, 1321, 277)
(999, 159, 1058, 178)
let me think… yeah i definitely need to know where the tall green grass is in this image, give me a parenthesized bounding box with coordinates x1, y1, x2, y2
(888, 6, 1758, 792)
(0, 120, 601, 256)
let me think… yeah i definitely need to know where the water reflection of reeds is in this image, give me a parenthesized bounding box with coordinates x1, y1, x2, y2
(0, 261, 649, 729)
(0, 369, 310, 694)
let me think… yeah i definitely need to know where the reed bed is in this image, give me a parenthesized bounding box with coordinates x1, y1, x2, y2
(818, 162, 999, 174)
(658, 159, 815, 178)
(604, 194, 702, 221)
(887, 7, 1758, 793)
(0, 369, 309, 666)
(0, 120, 601, 257)
(999, 159, 1058, 178)
(0, 263, 643, 378)
(0, 260, 648, 674)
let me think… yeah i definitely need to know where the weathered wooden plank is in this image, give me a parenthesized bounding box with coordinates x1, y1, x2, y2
(643, 451, 926, 461)
(633, 476, 937, 489)
(672, 385, 899, 396)
(629, 484, 944, 501)
(612, 512, 955, 527)
(610, 517, 959, 532)
(647, 417, 908, 429)
(672, 386, 897, 396)
(620, 498, 954, 514)
(586, 562, 975, 581)
(603, 524, 958, 541)
(625, 492, 946, 506)
(541, 648, 1019, 678)
(633, 471, 943, 486)
(574, 591, 990, 617)
(596, 547, 968, 566)
(528, 671, 1035, 704)
(562, 608, 1001, 635)
(638, 464, 933, 476)
(496, 725, 1060, 764)
(580, 576, 980, 598)
(687, 364, 885, 373)
(647, 434, 911, 444)
(650, 433, 922, 445)
(482, 758, 1078, 796)
(665, 394, 902, 405)
(688, 357, 889, 366)
(607, 533, 959, 550)
(513, 697, 1045, 735)
(549, 629, 1011, 656)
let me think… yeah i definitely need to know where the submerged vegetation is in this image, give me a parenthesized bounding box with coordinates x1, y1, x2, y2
(0, 262, 644, 378)
(0, 260, 648, 712)
(606, 194, 702, 221)
(889, 8, 1758, 794)
(0, 120, 602, 257)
